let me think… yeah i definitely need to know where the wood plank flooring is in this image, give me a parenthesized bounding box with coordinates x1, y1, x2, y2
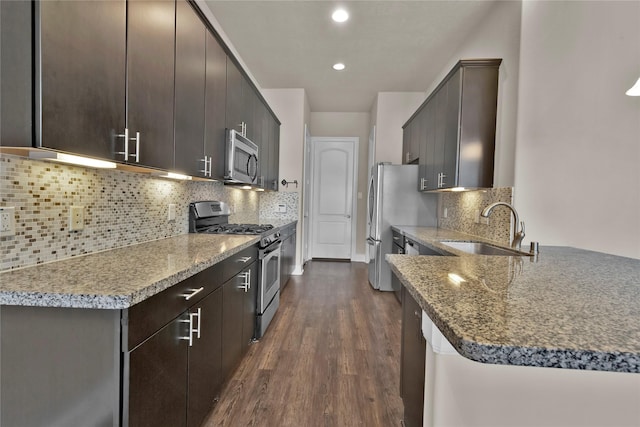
(204, 261, 404, 426)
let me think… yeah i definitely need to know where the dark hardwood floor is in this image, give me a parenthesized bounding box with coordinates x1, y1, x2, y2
(204, 261, 404, 426)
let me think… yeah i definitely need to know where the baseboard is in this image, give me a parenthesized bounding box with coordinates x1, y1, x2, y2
(351, 253, 367, 263)
(292, 265, 304, 275)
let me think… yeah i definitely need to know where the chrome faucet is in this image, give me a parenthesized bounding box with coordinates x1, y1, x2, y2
(480, 202, 525, 251)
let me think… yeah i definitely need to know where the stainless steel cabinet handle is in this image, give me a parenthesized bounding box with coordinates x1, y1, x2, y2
(238, 271, 251, 292)
(183, 287, 204, 301)
(180, 308, 202, 347)
(115, 128, 129, 161)
(238, 256, 252, 263)
(345, 214, 351, 218)
(128, 132, 140, 162)
(420, 177, 428, 190)
(438, 172, 446, 188)
(193, 307, 201, 339)
(200, 156, 212, 176)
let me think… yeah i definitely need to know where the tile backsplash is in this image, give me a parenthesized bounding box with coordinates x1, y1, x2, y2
(0, 154, 287, 271)
(438, 187, 513, 245)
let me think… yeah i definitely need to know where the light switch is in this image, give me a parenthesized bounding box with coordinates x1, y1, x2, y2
(277, 204, 287, 213)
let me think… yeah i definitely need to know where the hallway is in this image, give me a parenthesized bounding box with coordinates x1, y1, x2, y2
(204, 261, 404, 426)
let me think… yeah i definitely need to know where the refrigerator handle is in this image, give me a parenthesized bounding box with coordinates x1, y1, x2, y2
(367, 174, 375, 224)
(366, 237, 377, 245)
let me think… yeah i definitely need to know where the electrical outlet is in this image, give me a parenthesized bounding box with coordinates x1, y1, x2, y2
(168, 204, 176, 221)
(442, 207, 448, 219)
(69, 206, 84, 231)
(0, 207, 16, 237)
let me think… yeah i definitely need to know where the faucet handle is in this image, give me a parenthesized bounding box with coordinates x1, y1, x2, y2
(520, 221, 525, 234)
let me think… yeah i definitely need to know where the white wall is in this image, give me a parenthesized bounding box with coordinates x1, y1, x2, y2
(515, 1, 640, 259)
(262, 88, 308, 270)
(372, 92, 427, 164)
(309, 112, 371, 260)
(424, 0, 522, 187)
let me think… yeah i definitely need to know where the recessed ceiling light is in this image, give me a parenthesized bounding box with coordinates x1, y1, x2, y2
(332, 9, 349, 23)
(333, 63, 346, 71)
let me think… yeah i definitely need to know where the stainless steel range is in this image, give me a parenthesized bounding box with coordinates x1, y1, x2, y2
(189, 201, 281, 339)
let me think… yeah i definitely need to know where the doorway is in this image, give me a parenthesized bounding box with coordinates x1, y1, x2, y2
(308, 137, 359, 260)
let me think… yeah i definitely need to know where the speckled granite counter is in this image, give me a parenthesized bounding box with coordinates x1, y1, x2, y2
(387, 227, 640, 373)
(0, 234, 258, 309)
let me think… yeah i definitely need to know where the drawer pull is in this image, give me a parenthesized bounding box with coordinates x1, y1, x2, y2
(183, 287, 204, 301)
(180, 308, 201, 347)
(238, 256, 252, 263)
(238, 271, 251, 292)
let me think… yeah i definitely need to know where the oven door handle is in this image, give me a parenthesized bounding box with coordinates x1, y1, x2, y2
(261, 242, 282, 257)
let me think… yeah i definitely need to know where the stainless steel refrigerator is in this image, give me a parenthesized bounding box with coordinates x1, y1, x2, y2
(367, 163, 438, 293)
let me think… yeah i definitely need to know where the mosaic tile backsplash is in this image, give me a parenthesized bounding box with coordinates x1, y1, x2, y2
(438, 187, 514, 245)
(0, 154, 288, 271)
(259, 191, 299, 222)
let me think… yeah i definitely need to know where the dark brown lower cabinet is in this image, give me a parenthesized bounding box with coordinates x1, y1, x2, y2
(222, 260, 258, 381)
(128, 316, 189, 427)
(400, 284, 426, 427)
(187, 287, 223, 427)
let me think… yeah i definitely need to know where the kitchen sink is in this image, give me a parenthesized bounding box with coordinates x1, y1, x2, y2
(439, 241, 531, 256)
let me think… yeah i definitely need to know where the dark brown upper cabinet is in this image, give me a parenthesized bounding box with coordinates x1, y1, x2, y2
(204, 32, 228, 181)
(404, 59, 502, 191)
(173, 0, 207, 177)
(125, 0, 176, 170)
(33, 0, 177, 169)
(35, 1, 127, 159)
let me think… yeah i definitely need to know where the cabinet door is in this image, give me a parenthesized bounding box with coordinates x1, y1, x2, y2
(421, 104, 437, 191)
(204, 32, 228, 180)
(269, 118, 280, 190)
(187, 288, 223, 427)
(221, 270, 246, 380)
(443, 68, 462, 189)
(408, 116, 420, 164)
(400, 286, 426, 427)
(242, 261, 259, 351)
(37, 1, 126, 158)
(173, 0, 206, 176)
(433, 86, 449, 189)
(128, 314, 188, 427)
(243, 82, 258, 141)
(402, 123, 412, 165)
(225, 60, 244, 135)
(255, 100, 269, 188)
(126, 0, 176, 169)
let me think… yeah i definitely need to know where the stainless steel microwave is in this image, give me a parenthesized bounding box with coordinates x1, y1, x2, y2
(225, 129, 259, 184)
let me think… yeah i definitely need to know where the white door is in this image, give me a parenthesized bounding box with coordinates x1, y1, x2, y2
(302, 124, 312, 264)
(310, 137, 356, 259)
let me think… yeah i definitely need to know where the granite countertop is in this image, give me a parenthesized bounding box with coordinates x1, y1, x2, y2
(0, 234, 259, 310)
(260, 219, 298, 229)
(387, 227, 640, 373)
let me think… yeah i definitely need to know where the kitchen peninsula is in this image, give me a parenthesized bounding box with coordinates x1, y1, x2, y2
(388, 226, 640, 426)
(1, 233, 261, 426)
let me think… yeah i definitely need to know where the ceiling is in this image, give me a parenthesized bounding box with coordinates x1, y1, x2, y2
(203, 0, 498, 112)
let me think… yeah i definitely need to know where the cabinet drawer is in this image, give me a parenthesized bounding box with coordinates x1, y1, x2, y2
(222, 245, 258, 283)
(127, 263, 223, 350)
(126, 244, 258, 350)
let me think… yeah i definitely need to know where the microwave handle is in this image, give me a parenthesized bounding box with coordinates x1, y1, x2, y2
(247, 154, 258, 183)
